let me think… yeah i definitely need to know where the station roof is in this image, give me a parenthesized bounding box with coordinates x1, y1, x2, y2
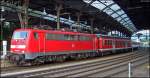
(114, 0, 150, 30)
(1, 0, 149, 36)
(83, 0, 137, 32)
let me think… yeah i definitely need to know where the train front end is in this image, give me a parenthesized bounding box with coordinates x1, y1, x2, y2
(8, 30, 29, 64)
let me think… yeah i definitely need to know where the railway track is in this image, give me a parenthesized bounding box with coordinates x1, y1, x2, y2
(86, 56, 148, 77)
(1, 51, 148, 77)
(1, 51, 133, 72)
(104, 58, 148, 77)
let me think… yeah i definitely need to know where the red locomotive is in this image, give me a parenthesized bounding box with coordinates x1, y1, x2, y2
(7, 29, 137, 65)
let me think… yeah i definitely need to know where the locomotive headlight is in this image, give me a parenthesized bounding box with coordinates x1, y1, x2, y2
(11, 45, 26, 48)
(22, 51, 25, 53)
(18, 45, 26, 48)
(11, 45, 15, 48)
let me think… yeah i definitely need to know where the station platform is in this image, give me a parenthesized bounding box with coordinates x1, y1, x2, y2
(1, 59, 15, 68)
(112, 62, 149, 77)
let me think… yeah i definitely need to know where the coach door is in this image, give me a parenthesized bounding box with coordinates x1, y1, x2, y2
(38, 32, 45, 53)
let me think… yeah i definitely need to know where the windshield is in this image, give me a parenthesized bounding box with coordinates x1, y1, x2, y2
(13, 31, 28, 39)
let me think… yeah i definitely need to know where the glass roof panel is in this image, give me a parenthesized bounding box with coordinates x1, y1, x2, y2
(121, 14, 127, 18)
(116, 17, 122, 21)
(128, 24, 132, 27)
(120, 20, 125, 24)
(124, 18, 129, 21)
(83, 0, 137, 32)
(100, 0, 114, 6)
(131, 23, 134, 25)
(126, 25, 130, 28)
(110, 4, 120, 11)
(91, 1, 106, 10)
(111, 13, 118, 18)
(117, 10, 124, 15)
(126, 20, 131, 23)
(103, 8, 114, 15)
(125, 25, 129, 27)
(125, 21, 130, 25)
(83, 0, 92, 3)
(123, 23, 127, 26)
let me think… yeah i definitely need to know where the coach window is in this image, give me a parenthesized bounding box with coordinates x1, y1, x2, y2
(105, 40, 108, 45)
(82, 36, 85, 40)
(34, 32, 38, 39)
(109, 40, 112, 46)
(128, 42, 130, 46)
(64, 35, 70, 40)
(79, 36, 84, 40)
(124, 41, 126, 46)
(116, 41, 118, 46)
(55, 34, 64, 40)
(122, 41, 124, 46)
(118, 41, 120, 46)
(102, 40, 105, 46)
(70, 35, 75, 40)
(105, 40, 107, 45)
(79, 36, 83, 40)
(120, 41, 122, 46)
(46, 33, 52, 40)
(73, 35, 78, 40)
(117, 41, 119, 46)
(108, 40, 110, 45)
(106, 40, 108, 45)
(103, 40, 105, 45)
(119, 41, 121, 46)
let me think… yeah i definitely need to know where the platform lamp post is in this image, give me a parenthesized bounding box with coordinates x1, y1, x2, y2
(1, 6, 7, 59)
(1, 6, 5, 40)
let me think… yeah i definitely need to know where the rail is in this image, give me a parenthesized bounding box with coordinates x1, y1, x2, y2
(1, 50, 148, 77)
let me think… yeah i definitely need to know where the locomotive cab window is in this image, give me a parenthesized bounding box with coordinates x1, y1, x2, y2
(104, 40, 112, 45)
(13, 31, 28, 39)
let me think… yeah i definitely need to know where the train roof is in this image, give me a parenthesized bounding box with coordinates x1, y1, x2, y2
(14, 29, 131, 39)
(14, 29, 95, 36)
(96, 34, 130, 39)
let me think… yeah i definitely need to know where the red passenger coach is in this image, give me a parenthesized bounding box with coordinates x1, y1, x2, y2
(97, 34, 132, 53)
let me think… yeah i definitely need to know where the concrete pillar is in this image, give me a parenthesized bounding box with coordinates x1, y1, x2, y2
(24, 0, 29, 28)
(90, 18, 94, 34)
(18, 0, 29, 28)
(1, 6, 5, 40)
(76, 12, 81, 31)
(56, 4, 62, 30)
